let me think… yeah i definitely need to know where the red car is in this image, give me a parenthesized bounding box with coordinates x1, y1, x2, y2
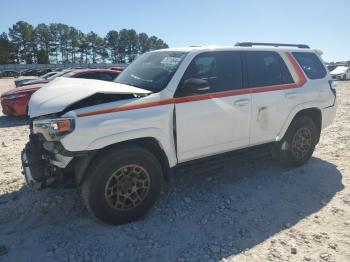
(1, 69, 121, 117)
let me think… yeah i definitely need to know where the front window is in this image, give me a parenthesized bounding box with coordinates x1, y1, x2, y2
(115, 51, 188, 93)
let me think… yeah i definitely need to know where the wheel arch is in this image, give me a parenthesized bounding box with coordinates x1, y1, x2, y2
(279, 107, 322, 142)
(75, 137, 173, 185)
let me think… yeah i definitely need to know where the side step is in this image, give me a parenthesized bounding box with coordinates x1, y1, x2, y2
(174, 143, 274, 176)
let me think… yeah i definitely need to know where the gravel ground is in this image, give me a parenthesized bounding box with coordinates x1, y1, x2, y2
(0, 78, 349, 262)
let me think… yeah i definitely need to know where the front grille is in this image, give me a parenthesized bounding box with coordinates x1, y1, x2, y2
(28, 134, 45, 160)
(29, 119, 34, 133)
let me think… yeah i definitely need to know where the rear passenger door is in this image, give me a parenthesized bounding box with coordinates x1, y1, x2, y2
(245, 51, 296, 145)
(175, 51, 251, 162)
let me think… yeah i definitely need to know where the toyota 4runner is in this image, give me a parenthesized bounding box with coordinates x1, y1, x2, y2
(22, 42, 337, 224)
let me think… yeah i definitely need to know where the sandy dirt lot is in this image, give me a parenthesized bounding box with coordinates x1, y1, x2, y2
(0, 78, 349, 262)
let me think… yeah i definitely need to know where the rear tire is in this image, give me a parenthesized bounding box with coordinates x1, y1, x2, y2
(272, 116, 318, 167)
(82, 145, 163, 225)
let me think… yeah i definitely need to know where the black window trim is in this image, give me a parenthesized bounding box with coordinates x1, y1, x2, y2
(292, 51, 327, 80)
(174, 50, 245, 98)
(243, 50, 294, 89)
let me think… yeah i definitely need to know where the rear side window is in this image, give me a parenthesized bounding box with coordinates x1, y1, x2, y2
(74, 72, 99, 79)
(177, 51, 243, 96)
(292, 52, 327, 79)
(245, 51, 293, 88)
(94, 72, 116, 81)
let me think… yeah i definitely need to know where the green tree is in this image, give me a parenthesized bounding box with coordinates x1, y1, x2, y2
(148, 36, 168, 51)
(117, 29, 128, 63)
(138, 32, 150, 54)
(3, 20, 169, 64)
(55, 23, 70, 63)
(77, 32, 89, 63)
(87, 31, 105, 63)
(69, 27, 80, 63)
(8, 21, 36, 63)
(105, 30, 119, 63)
(0, 33, 17, 64)
(35, 23, 51, 63)
(49, 23, 60, 63)
(126, 29, 138, 62)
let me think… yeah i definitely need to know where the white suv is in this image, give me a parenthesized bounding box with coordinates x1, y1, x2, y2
(22, 42, 337, 224)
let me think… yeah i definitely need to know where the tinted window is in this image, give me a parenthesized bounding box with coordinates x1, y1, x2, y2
(74, 72, 116, 81)
(246, 51, 293, 88)
(94, 72, 116, 81)
(292, 52, 327, 79)
(106, 72, 119, 80)
(74, 72, 99, 80)
(177, 51, 243, 96)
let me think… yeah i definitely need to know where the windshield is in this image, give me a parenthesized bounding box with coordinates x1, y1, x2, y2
(115, 51, 188, 92)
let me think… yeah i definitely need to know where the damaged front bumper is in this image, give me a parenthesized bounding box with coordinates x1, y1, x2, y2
(21, 148, 52, 189)
(21, 134, 73, 189)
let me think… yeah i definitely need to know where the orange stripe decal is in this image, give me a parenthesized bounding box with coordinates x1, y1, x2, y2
(77, 52, 307, 118)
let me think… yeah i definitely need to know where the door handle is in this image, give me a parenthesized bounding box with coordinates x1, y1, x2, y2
(234, 99, 250, 107)
(285, 92, 298, 99)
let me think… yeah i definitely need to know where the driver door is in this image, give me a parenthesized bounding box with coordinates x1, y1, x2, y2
(174, 51, 251, 162)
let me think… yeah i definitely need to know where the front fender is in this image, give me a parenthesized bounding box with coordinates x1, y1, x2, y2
(64, 127, 177, 167)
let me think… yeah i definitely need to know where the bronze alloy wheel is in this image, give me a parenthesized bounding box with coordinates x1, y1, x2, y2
(104, 165, 151, 211)
(291, 127, 312, 160)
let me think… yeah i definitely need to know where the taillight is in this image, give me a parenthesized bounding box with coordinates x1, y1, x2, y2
(328, 80, 336, 97)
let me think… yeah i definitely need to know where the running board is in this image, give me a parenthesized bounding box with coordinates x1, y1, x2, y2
(174, 143, 274, 175)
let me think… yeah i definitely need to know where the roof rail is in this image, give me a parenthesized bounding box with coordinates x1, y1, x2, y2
(235, 42, 310, 49)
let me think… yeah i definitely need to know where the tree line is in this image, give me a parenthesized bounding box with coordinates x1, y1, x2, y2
(0, 21, 169, 64)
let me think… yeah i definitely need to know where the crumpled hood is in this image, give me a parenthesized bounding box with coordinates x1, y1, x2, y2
(29, 77, 151, 118)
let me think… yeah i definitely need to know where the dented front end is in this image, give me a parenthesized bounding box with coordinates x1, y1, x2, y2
(21, 120, 74, 188)
(21, 78, 153, 188)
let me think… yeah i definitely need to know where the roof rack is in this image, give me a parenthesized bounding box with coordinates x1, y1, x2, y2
(235, 42, 310, 49)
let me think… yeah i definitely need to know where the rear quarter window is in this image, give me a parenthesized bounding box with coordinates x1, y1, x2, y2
(245, 51, 293, 88)
(292, 52, 327, 79)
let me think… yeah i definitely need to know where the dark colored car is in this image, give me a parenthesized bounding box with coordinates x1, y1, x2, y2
(15, 72, 59, 87)
(0, 70, 20, 78)
(15, 71, 60, 87)
(16, 70, 73, 87)
(1, 69, 121, 117)
(37, 68, 53, 76)
(20, 69, 40, 76)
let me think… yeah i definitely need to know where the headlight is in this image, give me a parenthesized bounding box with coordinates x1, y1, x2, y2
(2, 93, 27, 100)
(33, 118, 75, 141)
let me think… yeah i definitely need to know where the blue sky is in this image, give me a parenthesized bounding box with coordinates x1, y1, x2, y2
(1, 0, 349, 62)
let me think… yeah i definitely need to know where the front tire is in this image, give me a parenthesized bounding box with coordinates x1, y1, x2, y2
(272, 116, 318, 166)
(82, 145, 163, 225)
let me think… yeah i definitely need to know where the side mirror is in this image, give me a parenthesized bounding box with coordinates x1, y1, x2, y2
(182, 78, 210, 94)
